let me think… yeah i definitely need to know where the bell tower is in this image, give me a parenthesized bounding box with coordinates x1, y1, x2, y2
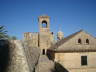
(38, 15, 50, 33)
(38, 15, 51, 55)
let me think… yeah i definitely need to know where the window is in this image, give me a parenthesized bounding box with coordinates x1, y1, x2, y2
(78, 38, 82, 44)
(86, 39, 89, 44)
(42, 49, 45, 55)
(81, 56, 87, 66)
(42, 20, 47, 28)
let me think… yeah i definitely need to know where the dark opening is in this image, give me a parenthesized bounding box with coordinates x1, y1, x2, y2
(86, 39, 89, 44)
(78, 38, 82, 44)
(42, 20, 47, 28)
(54, 62, 69, 72)
(42, 49, 45, 55)
(0, 39, 10, 72)
(51, 32, 54, 35)
(81, 56, 87, 66)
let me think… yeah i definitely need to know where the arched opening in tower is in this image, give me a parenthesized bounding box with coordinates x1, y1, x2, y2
(42, 20, 47, 28)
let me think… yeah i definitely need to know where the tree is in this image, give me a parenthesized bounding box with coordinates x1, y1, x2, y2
(0, 26, 8, 39)
(6, 36, 17, 40)
(0, 26, 17, 40)
(10, 36, 17, 40)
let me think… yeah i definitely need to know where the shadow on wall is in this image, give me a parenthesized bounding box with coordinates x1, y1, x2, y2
(52, 62, 69, 72)
(47, 50, 55, 60)
(0, 39, 10, 72)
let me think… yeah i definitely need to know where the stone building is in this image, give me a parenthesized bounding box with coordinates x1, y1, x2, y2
(24, 15, 96, 72)
(48, 30, 96, 72)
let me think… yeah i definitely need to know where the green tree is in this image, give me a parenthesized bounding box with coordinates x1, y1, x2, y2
(11, 36, 17, 40)
(6, 35, 17, 40)
(0, 26, 8, 39)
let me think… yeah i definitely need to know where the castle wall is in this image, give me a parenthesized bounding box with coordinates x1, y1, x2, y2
(24, 32, 39, 47)
(8, 40, 30, 72)
(39, 33, 51, 49)
(23, 40, 40, 72)
(31, 33, 39, 47)
(6, 40, 40, 72)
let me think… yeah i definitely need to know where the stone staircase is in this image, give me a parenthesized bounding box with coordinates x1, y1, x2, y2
(35, 55, 54, 72)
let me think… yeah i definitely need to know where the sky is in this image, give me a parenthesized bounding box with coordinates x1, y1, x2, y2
(0, 0, 96, 39)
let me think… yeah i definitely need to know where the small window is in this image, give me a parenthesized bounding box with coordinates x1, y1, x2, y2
(86, 39, 89, 44)
(42, 49, 45, 55)
(78, 38, 82, 44)
(81, 56, 87, 66)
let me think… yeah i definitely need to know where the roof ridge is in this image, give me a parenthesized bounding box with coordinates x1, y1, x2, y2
(50, 30, 84, 49)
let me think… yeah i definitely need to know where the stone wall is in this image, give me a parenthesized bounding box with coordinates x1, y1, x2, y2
(24, 32, 39, 47)
(55, 52, 96, 72)
(23, 40, 40, 72)
(7, 40, 30, 72)
(0, 40, 40, 72)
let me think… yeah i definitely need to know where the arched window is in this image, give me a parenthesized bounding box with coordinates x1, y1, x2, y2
(86, 39, 89, 44)
(42, 20, 47, 28)
(78, 38, 82, 44)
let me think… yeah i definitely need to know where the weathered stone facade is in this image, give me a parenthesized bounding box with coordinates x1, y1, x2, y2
(54, 52, 96, 72)
(49, 30, 96, 72)
(23, 15, 96, 72)
(0, 40, 40, 72)
(7, 40, 30, 72)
